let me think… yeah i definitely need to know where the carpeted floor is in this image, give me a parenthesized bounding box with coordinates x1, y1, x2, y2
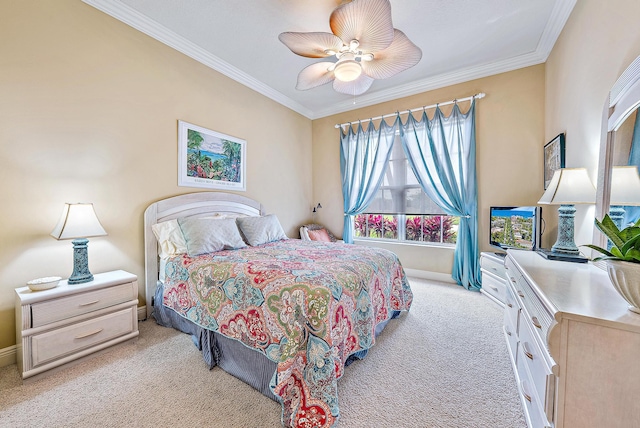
(0, 278, 526, 428)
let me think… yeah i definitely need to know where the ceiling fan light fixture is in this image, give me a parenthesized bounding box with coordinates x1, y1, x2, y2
(279, 0, 421, 95)
(334, 55, 362, 82)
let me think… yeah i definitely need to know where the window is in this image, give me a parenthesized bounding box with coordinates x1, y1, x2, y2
(353, 137, 458, 245)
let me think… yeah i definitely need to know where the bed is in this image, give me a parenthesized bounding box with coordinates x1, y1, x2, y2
(144, 192, 413, 427)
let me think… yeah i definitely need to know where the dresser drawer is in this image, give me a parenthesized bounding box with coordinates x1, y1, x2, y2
(30, 307, 136, 367)
(504, 284, 520, 334)
(519, 312, 555, 422)
(505, 258, 554, 345)
(516, 348, 552, 428)
(480, 253, 507, 278)
(482, 269, 506, 303)
(504, 312, 518, 364)
(31, 282, 136, 327)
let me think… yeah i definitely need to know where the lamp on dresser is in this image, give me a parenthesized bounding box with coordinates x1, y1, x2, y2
(537, 167, 596, 262)
(608, 165, 640, 230)
(51, 203, 107, 284)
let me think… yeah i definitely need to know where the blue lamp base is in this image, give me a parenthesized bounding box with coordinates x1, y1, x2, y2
(69, 238, 94, 284)
(550, 204, 580, 255)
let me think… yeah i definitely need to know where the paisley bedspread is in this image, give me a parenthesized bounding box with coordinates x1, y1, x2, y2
(162, 239, 413, 428)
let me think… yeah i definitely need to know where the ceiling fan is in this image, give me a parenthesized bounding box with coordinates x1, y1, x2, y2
(279, 0, 422, 96)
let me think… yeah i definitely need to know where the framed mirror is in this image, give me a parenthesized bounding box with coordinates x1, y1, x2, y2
(594, 54, 640, 250)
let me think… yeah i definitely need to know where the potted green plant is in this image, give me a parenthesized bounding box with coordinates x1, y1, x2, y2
(584, 214, 640, 313)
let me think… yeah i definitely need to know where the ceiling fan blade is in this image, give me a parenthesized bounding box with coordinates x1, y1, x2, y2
(330, 0, 394, 52)
(361, 29, 422, 80)
(296, 62, 336, 90)
(333, 73, 374, 96)
(279, 32, 343, 58)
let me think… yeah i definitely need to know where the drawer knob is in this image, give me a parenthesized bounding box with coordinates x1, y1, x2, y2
(522, 342, 534, 360)
(79, 300, 100, 307)
(75, 328, 104, 339)
(531, 316, 542, 329)
(490, 285, 498, 292)
(517, 291, 525, 298)
(520, 381, 533, 403)
(506, 302, 513, 308)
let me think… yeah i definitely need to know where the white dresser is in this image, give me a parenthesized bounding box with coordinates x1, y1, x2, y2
(480, 251, 507, 306)
(15, 270, 139, 380)
(504, 250, 640, 428)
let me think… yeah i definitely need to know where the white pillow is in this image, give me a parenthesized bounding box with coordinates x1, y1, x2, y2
(151, 214, 239, 258)
(151, 219, 187, 259)
(178, 217, 247, 256)
(236, 214, 287, 246)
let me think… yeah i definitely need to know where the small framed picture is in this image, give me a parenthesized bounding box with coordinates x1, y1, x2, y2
(544, 133, 565, 189)
(178, 120, 246, 191)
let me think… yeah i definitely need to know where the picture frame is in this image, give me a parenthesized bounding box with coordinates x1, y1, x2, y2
(543, 133, 565, 189)
(178, 120, 246, 191)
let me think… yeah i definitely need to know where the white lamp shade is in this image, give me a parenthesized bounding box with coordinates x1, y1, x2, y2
(610, 166, 640, 206)
(538, 168, 596, 205)
(51, 203, 107, 240)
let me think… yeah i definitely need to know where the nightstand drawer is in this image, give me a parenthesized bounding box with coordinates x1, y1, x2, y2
(30, 307, 136, 367)
(31, 282, 136, 327)
(481, 269, 506, 302)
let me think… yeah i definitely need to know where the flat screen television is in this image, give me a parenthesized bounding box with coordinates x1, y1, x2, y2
(490, 206, 542, 251)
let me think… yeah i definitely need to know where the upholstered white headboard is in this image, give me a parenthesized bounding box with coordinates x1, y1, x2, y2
(143, 192, 264, 319)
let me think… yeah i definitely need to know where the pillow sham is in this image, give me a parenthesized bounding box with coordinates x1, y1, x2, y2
(307, 228, 332, 242)
(151, 214, 242, 258)
(177, 217, 247, 256)
(151, 219, 187, 259)
(236, 214, 287, 246)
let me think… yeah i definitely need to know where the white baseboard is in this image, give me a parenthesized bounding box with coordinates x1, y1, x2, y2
(0, 305, 148, 369)
(404, 269, 456, 284)
(0, 345, 16, 368)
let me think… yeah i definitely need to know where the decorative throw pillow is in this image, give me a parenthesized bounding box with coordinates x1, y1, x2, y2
(177, 217, 247, 256)
(307, 228, 332, 242)
(151, 219, 187, 259)
(236, 214, 288, 246)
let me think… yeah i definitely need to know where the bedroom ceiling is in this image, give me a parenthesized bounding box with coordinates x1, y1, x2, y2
(83, 0, 576, 119)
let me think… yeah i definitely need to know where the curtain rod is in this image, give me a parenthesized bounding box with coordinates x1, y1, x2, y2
(334, 92, 486, 129)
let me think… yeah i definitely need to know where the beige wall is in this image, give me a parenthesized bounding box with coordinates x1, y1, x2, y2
(312, 66, 546, 273)
(0, 1, 313, 349)
(545, 0, 640, 247)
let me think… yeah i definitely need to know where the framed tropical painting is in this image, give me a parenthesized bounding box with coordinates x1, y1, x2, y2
(178, 120, 246, 191)
(543, 133, 565, 189)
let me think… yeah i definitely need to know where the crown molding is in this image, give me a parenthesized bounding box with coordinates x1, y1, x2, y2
(83, 0, 575, 121)
(537, 0, 577, 62)
(82, 0, 315, 119)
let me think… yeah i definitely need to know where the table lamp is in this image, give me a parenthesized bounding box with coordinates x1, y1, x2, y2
(537, 168, 596, 260)
(51, 203, 107, 284)
(608, 166, 640, 230)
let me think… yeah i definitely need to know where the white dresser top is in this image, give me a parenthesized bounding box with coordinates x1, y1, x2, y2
(506, 250, 640, 332)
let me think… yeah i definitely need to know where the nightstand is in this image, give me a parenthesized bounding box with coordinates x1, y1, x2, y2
(15, 270, 139, 380)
